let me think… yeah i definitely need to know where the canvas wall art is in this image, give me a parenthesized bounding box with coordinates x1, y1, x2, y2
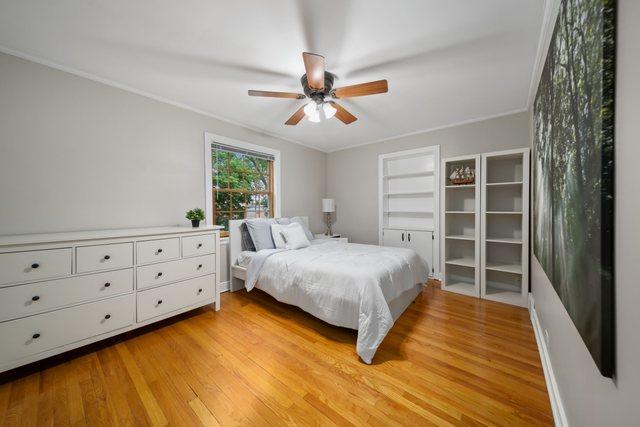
(533, 0, 616, 377)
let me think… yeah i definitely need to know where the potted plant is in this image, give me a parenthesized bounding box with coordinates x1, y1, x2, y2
(186, 208, 205, 228)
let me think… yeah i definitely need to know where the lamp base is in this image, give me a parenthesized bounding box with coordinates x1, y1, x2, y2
(324, 212, 333, 236)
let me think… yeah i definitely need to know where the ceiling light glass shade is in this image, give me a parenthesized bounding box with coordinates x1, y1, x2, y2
(307, 112, 320, 123)
(323, 102, 337, 119)
(304, 102, 317, 117)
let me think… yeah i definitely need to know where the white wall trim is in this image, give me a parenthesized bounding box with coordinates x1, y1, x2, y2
(529, 294, 569, 427)
(0, 44, 325, 154)
(326, 108, 528, 153)
(526, 0, 563, 109)
(203, 132, 282, 226)
(219, 281, 231, 293)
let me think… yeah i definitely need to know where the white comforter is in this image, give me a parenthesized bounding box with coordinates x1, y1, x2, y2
(244, 241, 428, 363)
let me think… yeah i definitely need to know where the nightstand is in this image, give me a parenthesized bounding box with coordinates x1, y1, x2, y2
(314, 234, 348, 243)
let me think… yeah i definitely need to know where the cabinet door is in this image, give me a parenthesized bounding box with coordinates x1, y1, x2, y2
(382, 229, 406, 248)
(406, 230, 433, 272)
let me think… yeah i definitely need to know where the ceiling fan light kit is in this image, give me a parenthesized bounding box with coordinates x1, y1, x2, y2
(248, 52, 388, 126)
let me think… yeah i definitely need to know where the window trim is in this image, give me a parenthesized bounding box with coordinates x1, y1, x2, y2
(203, 132, 281, 227)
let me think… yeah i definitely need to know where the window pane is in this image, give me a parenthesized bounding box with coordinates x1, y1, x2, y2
(215, 191, 231, 212)
(215, 213, 229, 231)
(232, 193, 250, 213)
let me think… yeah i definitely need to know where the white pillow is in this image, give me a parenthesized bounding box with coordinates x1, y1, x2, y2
(270, 223, 300, 249)
(280, 223, 311, 250)
(290, 216, 314, 241)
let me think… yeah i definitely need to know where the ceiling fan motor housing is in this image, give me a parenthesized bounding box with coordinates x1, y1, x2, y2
(301, 72, 336, 103)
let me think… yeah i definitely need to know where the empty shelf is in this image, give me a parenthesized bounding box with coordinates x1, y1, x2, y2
(384, 191, 434, 196)
(485, 237, 522, 244)
(445, 257, 476, 268)
(485, 262, 522, 274)
(485, 181, 523, 187)
(445, 211, 475, 214)
(384, 171, 434, 179)
(445, 235, 475, 241)
(486, 211, 522, 215)
(384, 210, 433, 214)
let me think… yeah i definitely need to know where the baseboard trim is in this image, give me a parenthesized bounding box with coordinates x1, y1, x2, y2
(529, 294, 568, 427)
(219, 281, 230, 293)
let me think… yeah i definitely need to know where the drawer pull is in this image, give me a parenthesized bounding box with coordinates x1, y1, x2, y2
(104, 255, 111, 260)
(157, 299, 163, 305)
(104, 314, 111, 320)
(104, 282, 111, 288)
(197, 243, 203, 249)
(32, 333, 41, 339)
(31, 263, 40, 269)
(197, 264, 203, 270)
(157, 272, 163, 278)
(198, 288, 203, 294)
(157, 248, 163, 254)
(31, 295, 40, 302)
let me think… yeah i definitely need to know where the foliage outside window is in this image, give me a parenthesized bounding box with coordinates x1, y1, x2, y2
(212, 148, 274, 236)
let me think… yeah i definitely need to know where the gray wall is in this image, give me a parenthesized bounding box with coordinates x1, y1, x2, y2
(0, 52, 326, 236)
(325, 112, 531, 244)
(530, 0, 640, 424)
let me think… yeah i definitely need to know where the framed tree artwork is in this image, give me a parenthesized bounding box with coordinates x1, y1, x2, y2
(533, 0, 616, 377)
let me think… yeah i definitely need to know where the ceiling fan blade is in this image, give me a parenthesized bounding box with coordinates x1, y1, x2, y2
(285, 106, 306, 126)
(332, 79, 388, 98)
(248, 90, 305, 99)
(302, 52, 325, 90)
(329, 102, 357, 125)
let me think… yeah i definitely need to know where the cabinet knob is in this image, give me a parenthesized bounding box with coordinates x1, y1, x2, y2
(104, 282, 111, 288)
(31, 263, 40, 269)
(157, 248, 163, 254)
(32, 333, 40, 339)
(198, 288, 203, 294)
(31, 295, 40, 302)
(197, 243, 203, 249)
(104, 314, 111, 320)
(104, 255, 111, 260)
(197, 264, 203, 269)
(401, 233, 405, 242)
(157, 299, 163, 305)
(157, 272, 163, 278)
(408, 233, 411, 242)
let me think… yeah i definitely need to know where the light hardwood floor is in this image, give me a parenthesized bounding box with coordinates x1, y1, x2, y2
(0, 282, 552, 426)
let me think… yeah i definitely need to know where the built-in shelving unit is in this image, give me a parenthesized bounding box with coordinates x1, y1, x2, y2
(379, 146, 440, 276)
(481, 148, 529, 307)
(440, 155, 480, 297)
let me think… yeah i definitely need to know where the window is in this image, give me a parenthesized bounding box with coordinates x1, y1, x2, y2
(210, 142, 276, 236)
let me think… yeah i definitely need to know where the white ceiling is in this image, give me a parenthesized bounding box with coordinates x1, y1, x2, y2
(0, 0, 545, 152)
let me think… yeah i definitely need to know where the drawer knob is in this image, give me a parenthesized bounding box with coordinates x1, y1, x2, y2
(197, 243, 203, 248)
(104, 282, 111, 288)
(32, 333, 40, 339)
(157, 299, 163, 305)
(198, 288, 203, 294)
(104, 314, 111, 320)
(31, 263, 40, 269)
(104, 255, 111, 260)
(197, 264, 203, 269)
(157, 272, 163, 278)
(157, 248, 163, 254)
(31, 295, 40, 302)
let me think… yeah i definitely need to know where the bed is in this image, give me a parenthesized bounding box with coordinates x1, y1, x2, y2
(229, 217, 429, 363)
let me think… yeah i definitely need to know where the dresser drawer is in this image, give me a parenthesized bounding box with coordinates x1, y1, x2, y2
(0, 294, 134, 364)
(0, 248, 72, 286)
(76, 243, 133, 273)
(136, 254, 215, 290)
(0, 268, 133, 322)
(182, 234, 215, 258)
(136, 238, 180, 265)
(137, 275, 214, 322)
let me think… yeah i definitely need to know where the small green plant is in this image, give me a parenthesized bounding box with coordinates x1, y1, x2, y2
(185, 208, 205, 221)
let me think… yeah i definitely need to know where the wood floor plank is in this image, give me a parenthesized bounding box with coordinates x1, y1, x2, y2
(0, 283, 552, 426)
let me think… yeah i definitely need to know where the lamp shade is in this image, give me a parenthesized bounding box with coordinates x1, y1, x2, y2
(322, 198, 335, 213)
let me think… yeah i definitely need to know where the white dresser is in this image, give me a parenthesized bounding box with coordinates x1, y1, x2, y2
(0, 226, 221, 373)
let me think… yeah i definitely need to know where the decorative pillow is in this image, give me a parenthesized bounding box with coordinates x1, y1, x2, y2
(244, 218, 276, 251)
(290, 216, 314, 241)
(280, 223, 311, 250)
(240, 222, 256, 251)
(275, 217, 291, 225)
(270, 223, 299, 249)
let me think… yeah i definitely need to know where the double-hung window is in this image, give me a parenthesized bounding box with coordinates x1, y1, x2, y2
(211, 143, 275, 236)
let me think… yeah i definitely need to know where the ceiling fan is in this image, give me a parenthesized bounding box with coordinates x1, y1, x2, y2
(248, 52, 388, 126)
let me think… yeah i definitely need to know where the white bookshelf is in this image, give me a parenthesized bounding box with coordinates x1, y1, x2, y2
(440, 155, 480, 297)
(379, 146, 440, 276)
(481, 148, 529, 307)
